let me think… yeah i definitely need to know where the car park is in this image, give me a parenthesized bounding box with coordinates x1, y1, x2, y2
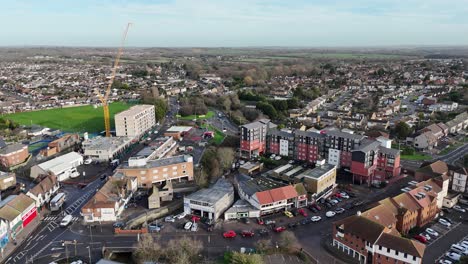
(413, 235, 427, 243)
(425, 228, 439, 237)
(311, 216, 322, 222)
(438, 218, 451, 227)
(223, 230, 237, 238)
(241, 230, 255, 237)
(274, 226, 286, 232)
(326, 211, 336, 218)
(335, 208, 345, 214)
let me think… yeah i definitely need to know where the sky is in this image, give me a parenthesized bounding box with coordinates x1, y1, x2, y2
(1, 0, 468, 47)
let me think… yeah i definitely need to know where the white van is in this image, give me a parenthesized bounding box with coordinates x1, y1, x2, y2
(60, 215, 73, 227)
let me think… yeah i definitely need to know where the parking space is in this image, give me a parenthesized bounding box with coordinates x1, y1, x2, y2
(264, 254, 305, 264)
(435, 233, 468, 263)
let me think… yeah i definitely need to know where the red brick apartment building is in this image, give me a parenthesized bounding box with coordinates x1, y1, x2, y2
(240, 119, 275, 159)
(0, 143, 29, 169)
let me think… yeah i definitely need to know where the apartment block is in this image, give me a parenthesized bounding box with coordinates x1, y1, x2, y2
(117, 155, 193, 188)
(115, 104, 156, 138)
(0, 143, 29, 169)
(240, 119, 275, 159)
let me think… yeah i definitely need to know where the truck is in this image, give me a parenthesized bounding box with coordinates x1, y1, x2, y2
(50, 192, 66, 212)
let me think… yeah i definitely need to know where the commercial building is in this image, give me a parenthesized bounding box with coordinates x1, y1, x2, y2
(115, 104, 156, 138)
(130, 136, 177, 163)
(83, 136, 133, 162)
(183, 178, 234, 220)
(0, 143, 29, 169)
(164, 126, 192, 140)
(0, 194, 37, 241)
(333, 215, 425, 264)
(30, 152, 83, 181)
(240, 119, 275, 159)
(118, 155, 194, 188)
(0, 171, 16, 191)
(26, 174, 60, 208)
(81, 173, 137, 223)
(294, 162, 337, 200)
(224, 199, 261, 220)
(236, 174, 307, 216)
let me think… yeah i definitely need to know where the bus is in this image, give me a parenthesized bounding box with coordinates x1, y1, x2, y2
(50, 193, 66, 212)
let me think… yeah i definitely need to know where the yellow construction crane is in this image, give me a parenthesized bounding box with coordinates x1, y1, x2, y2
(96, 23, 131, 137)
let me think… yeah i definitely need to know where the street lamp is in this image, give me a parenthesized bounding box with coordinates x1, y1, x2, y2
(87, 246, 92, 264)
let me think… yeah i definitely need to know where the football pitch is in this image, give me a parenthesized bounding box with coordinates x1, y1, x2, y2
(5, 102, 132, 133)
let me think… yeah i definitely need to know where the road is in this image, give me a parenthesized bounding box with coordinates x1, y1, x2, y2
(439, 143, 468, 165)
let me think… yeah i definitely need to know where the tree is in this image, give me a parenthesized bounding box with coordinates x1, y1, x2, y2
(278, 231, 299, 251)
(217, 147, 235, 170)
(244, 76, 254, 86)
(394, 121, 412, 139)
(164, 236, 202, 264)
(255, 239, 272, 252)
(256, 102, 278, 119)
(133, 234, 163, 263)
(460, 255, 468, 264)
(153, 98, 168, 121)
(230, 252, 264, 264)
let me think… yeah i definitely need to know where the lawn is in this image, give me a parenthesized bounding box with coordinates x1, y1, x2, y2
(176, 111, 215, 120)
(5, 102, 132, 133)
(439, 142, 463, 155)
(401, 154, 432, 161)
(200, 123, 225, 145)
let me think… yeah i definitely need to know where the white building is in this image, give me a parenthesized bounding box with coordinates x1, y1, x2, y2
(30, 152, 83, 181)
(115, 104, 156, 138)
(83, 136, 133, 161)
(184, 178, 234, 220)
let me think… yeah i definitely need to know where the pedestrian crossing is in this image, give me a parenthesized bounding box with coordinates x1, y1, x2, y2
(43, 216, 81, 222)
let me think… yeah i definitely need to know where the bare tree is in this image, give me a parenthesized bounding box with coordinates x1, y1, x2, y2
(255, 238, 272, 252)
(217, 147, 235, 170)
(230, 251, 265, 264)
(133, 234, 163, 263)
(165, 236, 202, 264)
(278, 231, 299, 251)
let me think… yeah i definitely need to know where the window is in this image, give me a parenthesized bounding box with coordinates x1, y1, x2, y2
(404, 253, 407, 258)
(163, 168, 168, 172)
(153, 169, 158, 173)
(387, 248, 390, 253)
(379, 246, 382, 250)
(140, 171, 146, 175)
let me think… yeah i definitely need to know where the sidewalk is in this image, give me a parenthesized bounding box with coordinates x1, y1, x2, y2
(0, 216, 42, 262)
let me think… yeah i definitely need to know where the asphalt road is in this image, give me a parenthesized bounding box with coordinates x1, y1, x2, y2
(439, 143, 468, 165)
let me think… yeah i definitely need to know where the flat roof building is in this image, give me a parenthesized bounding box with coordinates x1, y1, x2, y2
(184, 178, 234, 220)
(30, 152, 83, 181)
(83, 136, 133, 162)
(115, 104, 156, 139)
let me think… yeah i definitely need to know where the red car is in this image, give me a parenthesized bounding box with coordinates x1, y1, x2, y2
(241, 230, 255, 237)
(191, 215, 201, 222)
(413, 235, 427, 243)
(223, 230, 237, 238)
(256, 218, 264, 225)
(298, 208, 308, 217)
(274, 226, 286, 233)
(334, 193, 343, 198)
(312, 203, 322, 211)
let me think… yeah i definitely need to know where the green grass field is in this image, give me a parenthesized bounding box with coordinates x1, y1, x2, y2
(401, 154, 432, 161)
(5, 102, 132, 133)
(176, 111, 215, 120)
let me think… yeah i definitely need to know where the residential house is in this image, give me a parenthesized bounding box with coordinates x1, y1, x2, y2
(0, 171, 16, 191)
(26, 174, 60, 208)
(0, 143, 29, 170)
(445, 112, 468, 134)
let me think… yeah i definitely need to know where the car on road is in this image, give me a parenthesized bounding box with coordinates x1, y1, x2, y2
(60, 215, 73, 227)
(284, 211, 293, 218)
(241, 230, 255, 237)
(425, 228, 439, 237)
(311, 216, 322, 222)
(113, 222, 125, 229)
(413, 235, 427, 243)
(184, 222, 192, 230)
(326, 211, 336, 218)
(164, 216, 175, 222)
(298, 209, 307, 217)
(274, 226, 286, 233)
(223, 230, 237, 238)
(438, 218, 451, 227)
(335, 208, 345, 214)
(453, 205, 466, 213)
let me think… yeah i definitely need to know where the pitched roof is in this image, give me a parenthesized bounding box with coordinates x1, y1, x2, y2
(392, 193, 421, 211)
(29, 174, 58, 196)
(334, 215, 386, 244)
(361, 204, 397, 229)
(7, 194, 35, 212)
(375, 233, 425, 258)
(0, 205, 21, 221)
(255, 185, 298, 205)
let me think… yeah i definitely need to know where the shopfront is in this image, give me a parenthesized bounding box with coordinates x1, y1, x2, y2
(21, 205, 38, 228)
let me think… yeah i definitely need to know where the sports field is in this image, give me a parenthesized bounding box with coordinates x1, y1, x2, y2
(5, 102, 132, 133)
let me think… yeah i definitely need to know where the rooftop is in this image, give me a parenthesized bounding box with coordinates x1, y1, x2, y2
(297, 164, 336, 180)
(83, 136, 132, 151)
(166, 126, 192, 133)
(37, 152, 82, 174)
(185, 178, 233, 205)
(0, 143, 26, 155)
(122, 155, 191, 168)
(115, 104, 154, 117)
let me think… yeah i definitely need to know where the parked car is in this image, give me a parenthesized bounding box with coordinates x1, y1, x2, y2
(326, 211, 336, 218)
(257, 218, 264, 225)
(274, 226, 286, 232)
(298, 208, 307, 217)
(265, 220, 276, 225)
(284, 211, 293, 218)
(419, 233, 431, 241)
(309, 207, 318, 213)
(149, 223, 164, 232)
(334, 193, 342, 198)
(413, 235, 427, 243)
(288, 222, 298, 228)
(113, 222, 125, 228)
(258, 229, 269, 236)
(241, 230, 255, 237)
(164, 216, 175, 222)
(223, 230, 237, 238)
(453, 205, 466, 213)
(439, 218, 451, 227)
(241, 218, 250, 224)
(191, 223, 198, 232)
(330, 199, 339, 205)
(84, 158, 92, 165)
(438, 259, 453, 264)
(340, 192, 350, 199)
(184, 222, 192, 230)
(425, 228, 439, 237)
(311, 216, 322, 222)
(175, 212, 187, 219)
(445, 252, 461, 261)
(335, 208, 345, 214)
(191, 215, 201, 222)
(311, 203, 322, 211)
